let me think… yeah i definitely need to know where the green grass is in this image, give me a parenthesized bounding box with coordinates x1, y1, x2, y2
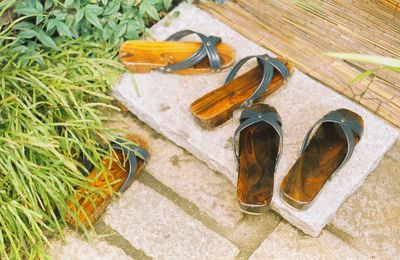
(0, 28, 126, 259)
(0, 0, 182, 257)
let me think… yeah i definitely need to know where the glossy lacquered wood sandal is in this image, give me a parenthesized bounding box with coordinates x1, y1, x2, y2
(191, 54, 294, 129)
(119, 30, 235, 74)
(234, 104, 283, 214)
(65, 135, 149, 228)
(280, 109, 364, 210)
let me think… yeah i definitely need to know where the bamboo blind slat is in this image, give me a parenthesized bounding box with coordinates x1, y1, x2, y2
(198, 0, 400, 127)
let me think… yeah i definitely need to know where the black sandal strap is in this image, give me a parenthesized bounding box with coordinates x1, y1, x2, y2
(300, 110, 363, 171)
(233, 108, 283, 162)
(224, 54, 290, 107)
(80, 138, 149, 193)
(157, 30, 222, 72)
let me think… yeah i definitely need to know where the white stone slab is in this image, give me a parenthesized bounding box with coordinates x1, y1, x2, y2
(113, 3, 399, 236)
(332, 156, 400, 258)
(104, 182, 239, 259)
(107, 112, 243, 228)
(249, 222, 367, 259)
(49, 231, 131, 260)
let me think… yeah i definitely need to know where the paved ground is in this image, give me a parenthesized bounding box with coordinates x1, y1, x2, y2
(48, 110, 400, 259)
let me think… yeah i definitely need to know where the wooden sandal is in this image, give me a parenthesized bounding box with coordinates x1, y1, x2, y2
(234, 104, 283, 214)
(65, 135, 149, 228)
(191, 54, 294, 129)
(280, 109, 364, 210)
(119, 30, 235, 74)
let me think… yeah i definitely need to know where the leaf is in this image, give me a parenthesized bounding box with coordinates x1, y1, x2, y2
(107, 20, 117, 30)
(349, 69, 376, 85)
(35, 1, 44, 12)
(138, 2, 146, 15)
(53, 10, 68, 20)
(15, 6, 40, 16)
(102, 0, 109, 5)
(65, 0, 75, 6)
(44, 0, 54, 10)
(65, 14, 75, 27)
(325, 53, 400, 68)
(56, 21, 74, 38)
(126, 22, 139, 39)
(85, 9, 103, 29)
(47, 19, 58, 31)
(145, 5, 160, 21)
(114, 23, 127, 39)
(14, 22, 35, 30)
(75, 9, 84, 24)
(37, 31, 58, 50)
(36, 15, 45, 25)
(12, 45, 29, 53)
(85, 4, 103, 15)
(163, 0, 172, 10)
(388, 66, 400, 73)
(18, 30, 38, 39)
(103, 2, 120, 16)
(102, 26, 111, 41)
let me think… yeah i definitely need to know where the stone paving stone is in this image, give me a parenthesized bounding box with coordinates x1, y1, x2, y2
(331, 155, 400, 259)
(249, 222, 367, 259)
(49, 231, 131, 260)
(107, 111, 243, 229)
(387, 138, 400, 161)
(227, 212, 281, 259)
(113, 2, 399, 236)
(103, 182, 240, 259)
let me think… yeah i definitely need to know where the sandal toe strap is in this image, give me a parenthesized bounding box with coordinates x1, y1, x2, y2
(300, 110, 363, 170)
(233, 110, 283, 163)
(111, 139, 149, 193)
(159, 30, 222, 72)
(224, 54, 290, 108)
(79, 138, 149, 193)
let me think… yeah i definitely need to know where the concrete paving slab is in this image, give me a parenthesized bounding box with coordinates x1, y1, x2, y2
(48, 231, 131, 260)
(113, 3, 399, 236)
(332, 155, 400, 258)
(107, 112, 243, 229)
(387, 138, 400, 161)
(249, 222, 367, 259)
(104, 182, 240, 259)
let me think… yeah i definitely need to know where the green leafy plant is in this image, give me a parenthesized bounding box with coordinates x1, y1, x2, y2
(0, 0, 178, 258)
(13, 0, 174, 51)
(325, 53, 400, 84)
(0, 27, 127, 257)
(0, 0, 182, 257)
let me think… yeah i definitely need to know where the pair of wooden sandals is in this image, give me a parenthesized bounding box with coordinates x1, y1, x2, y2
(67, 30, 364, 228)
(235, 105, 364, 213)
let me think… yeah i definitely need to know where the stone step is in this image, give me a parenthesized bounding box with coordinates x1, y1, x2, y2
(113, 3, 399, 236)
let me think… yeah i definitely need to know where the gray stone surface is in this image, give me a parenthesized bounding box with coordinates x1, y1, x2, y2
(107, 112, 243, 228)
(249, 222, 367, 260)
(49, 231, 131, 260)
(113, 3, 399, 236)
(332, 155, 400, 259)
(103, 182, 240, 259)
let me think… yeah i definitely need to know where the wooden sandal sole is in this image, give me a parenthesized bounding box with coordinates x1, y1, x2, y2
(190, 57, 294, 129)
(119, 41, 235, 74)
(280, 110, 363, 210)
